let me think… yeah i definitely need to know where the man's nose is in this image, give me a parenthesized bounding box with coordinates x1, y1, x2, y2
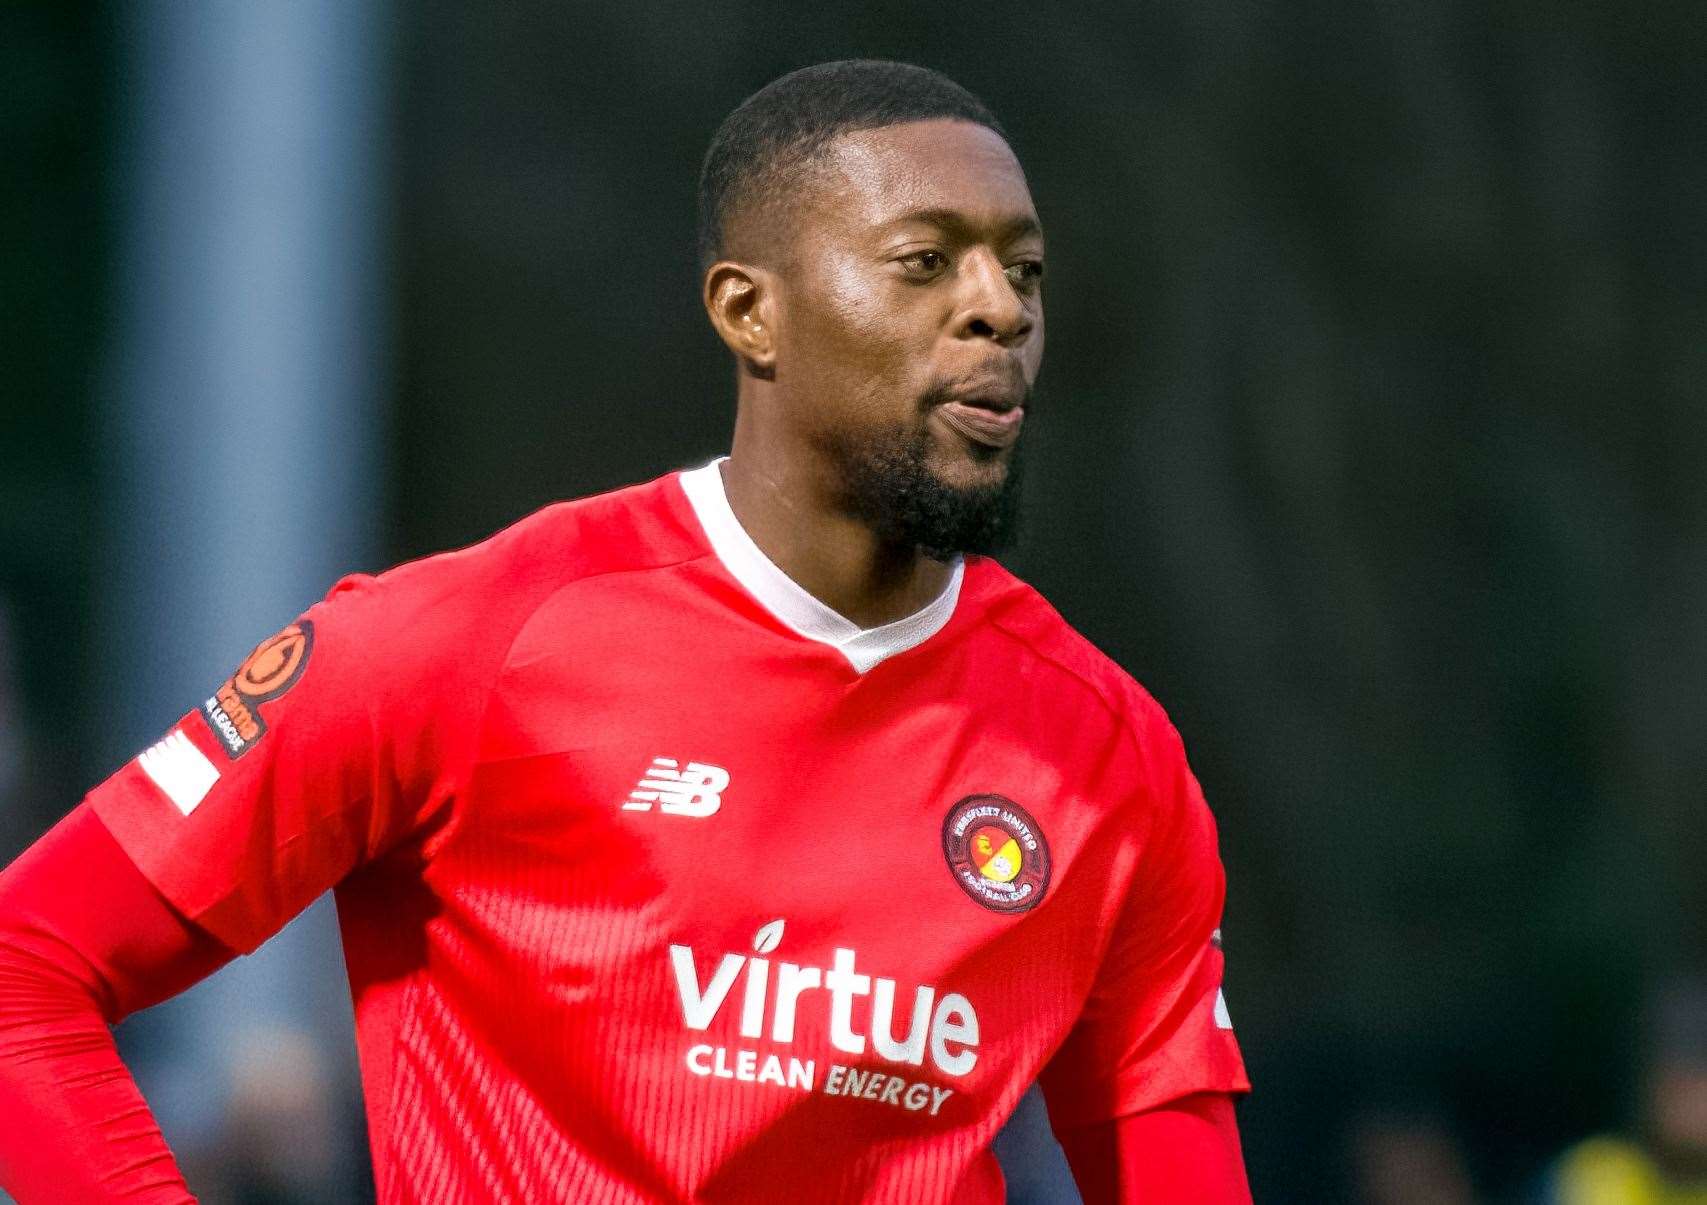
(952, 249, 1034, 346)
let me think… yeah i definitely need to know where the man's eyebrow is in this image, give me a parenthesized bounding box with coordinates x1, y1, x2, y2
(884, 207, 1043, 243)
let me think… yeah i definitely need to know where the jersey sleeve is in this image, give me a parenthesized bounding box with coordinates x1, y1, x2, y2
(0, 804, 230, 1204)
(1057, 1092, 1250, 1205)
(86, 563, 502, 954)
(1041, 710, 1250, 1129)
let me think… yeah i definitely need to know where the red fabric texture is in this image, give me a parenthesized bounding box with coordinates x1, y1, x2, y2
(1060, 1092, 1251, 1204)
(0, 812, 1252, 1205)
(13, 469, 1248, 1201)
(88, 472, 1253, 1201)
(0, 803, 231, 1202)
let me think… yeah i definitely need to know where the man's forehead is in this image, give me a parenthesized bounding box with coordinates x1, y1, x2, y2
(809, 119, 1039, 238)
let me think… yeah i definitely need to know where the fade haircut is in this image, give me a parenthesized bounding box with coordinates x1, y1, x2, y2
(696, 60, 1006, 270)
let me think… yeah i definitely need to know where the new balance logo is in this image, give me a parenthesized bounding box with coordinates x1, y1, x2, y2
(623, 758, 728, 817)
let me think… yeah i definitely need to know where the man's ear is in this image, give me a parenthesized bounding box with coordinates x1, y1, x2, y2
(703, 261, 777, 379)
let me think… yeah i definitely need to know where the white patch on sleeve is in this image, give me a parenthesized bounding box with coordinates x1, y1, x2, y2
(136, 729, 220, 816)
(1213, 988, 1233, 1030)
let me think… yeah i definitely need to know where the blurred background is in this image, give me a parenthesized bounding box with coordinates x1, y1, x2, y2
(4, 2, 1705, 1201)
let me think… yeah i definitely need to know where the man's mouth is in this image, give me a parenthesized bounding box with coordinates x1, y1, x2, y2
(936, 398, 1025, 448)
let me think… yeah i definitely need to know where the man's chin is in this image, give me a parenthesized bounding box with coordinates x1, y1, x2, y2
(825, 424, 1024, 560)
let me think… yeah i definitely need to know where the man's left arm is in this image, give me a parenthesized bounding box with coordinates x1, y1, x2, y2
(1039, 706, 1252, 1203)
(1059, 1093, 1248, 1205)
(995, 1085, 1246, 1205)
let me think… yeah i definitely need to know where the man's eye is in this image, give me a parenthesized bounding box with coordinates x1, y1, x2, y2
(1005, 260, 1044, 288)
(901, 250, 949, 274)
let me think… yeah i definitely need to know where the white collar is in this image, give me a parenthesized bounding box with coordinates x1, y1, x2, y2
(677, 458, 963, 674)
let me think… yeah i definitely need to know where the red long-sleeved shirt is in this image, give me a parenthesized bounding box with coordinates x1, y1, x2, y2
(1, 470, 1252, 1202)
(0, 805, 1248, 1202)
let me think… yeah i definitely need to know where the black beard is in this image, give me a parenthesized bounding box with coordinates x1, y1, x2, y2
(822, 424, 1024, 561)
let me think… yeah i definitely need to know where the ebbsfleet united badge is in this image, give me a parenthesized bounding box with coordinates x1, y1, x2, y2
(942, 794, 1051, 913)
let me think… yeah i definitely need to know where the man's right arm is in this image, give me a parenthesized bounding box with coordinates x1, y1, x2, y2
(0, 804, 234, 1203)
(0, 580, 405, 1202)
(0, 519, 572, 1202)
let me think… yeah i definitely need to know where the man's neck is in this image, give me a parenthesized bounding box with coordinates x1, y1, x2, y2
(717, 439, 952, 631)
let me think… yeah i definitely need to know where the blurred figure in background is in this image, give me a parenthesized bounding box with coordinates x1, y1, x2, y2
(0, 599, 76, 870)
(1541, 979, 1707, 1204)
(183, 1025, 361, 1205)
(0, 602, 33, 862)
(1346, 1106, 1480, 1205)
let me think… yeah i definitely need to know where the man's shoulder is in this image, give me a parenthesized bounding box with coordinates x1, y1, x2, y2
(965, 558, 1169, 734)
(377, 470, 701, 592)
(319, 470, 706, 638)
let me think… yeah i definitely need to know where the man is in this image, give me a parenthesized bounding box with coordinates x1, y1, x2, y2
(0, 60, 1250, 1201)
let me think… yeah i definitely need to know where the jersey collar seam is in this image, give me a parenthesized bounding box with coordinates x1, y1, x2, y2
(677, 458, 963, 673)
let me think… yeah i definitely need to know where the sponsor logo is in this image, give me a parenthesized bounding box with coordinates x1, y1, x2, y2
(669, 920, 976, 1118)
(941, 794, 1051, 914)
(622, 757, 727, 817)
(199, 621, 314, 760)
(136, 728, 219, 815)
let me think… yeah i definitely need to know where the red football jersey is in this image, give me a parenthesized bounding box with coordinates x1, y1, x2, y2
(89, 461, 1248, 1203)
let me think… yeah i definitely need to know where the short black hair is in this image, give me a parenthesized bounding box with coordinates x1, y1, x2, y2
(696, 60, 1007, 270)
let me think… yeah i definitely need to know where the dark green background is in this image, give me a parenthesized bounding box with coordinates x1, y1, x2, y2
(6, 4, 1704, 1199)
